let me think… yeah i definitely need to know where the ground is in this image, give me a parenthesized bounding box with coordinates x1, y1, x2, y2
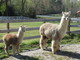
(2, 44, 80, 60)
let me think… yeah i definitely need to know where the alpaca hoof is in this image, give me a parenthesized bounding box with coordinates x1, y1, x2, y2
(52, 51, 57, 54)
(52, 52, 55, 54)
(53, 52, 56, 54)
(41, 48, 44, 50)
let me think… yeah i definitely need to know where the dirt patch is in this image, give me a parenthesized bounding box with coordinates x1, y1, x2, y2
(2, 44, 80, 60)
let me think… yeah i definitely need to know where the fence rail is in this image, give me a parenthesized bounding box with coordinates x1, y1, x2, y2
(0, 18, 60, 23)
(0, 16, 80, 43)
(0, 27, 39, 33)
(69, 25, 80, 27)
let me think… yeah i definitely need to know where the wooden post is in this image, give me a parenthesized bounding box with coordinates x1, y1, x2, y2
(5, 0, 9, 33)
(68, 19, 71, 36)
(7, 23, 10, 33)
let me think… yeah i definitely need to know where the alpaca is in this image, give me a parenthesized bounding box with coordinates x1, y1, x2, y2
(3, 26, 26, 56)
(76, 10, 80, 17)
(76, 10, 80, 14)
(39, 11, 71, 54)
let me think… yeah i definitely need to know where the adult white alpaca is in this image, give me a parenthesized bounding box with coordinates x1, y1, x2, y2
(39, 11, 71, 54)
(3, 26, 26, 56)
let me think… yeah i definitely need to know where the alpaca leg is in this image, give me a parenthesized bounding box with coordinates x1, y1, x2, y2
(43, 39, 48, 50)
(55, 40, 60, 51)
(57, 41, 60, 51)
(40, 35, 44, 50)
(40, 35, 47, 50)
(16, 45, 20, 55)
(51, 40, 57, 54)
(12, 45, 16, 55)
(4, 44, 10, 56)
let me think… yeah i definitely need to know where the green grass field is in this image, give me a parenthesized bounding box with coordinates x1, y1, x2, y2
(0, 21, 80, 59)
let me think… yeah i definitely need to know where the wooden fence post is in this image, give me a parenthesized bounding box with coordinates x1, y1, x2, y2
(68, 19, 71, 36)
(7, 23, 10, 33)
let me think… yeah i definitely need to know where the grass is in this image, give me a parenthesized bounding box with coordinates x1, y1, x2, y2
(62, 34, 80, 44)
(21, 38, 39, 50)
(0, 21, 80, 59)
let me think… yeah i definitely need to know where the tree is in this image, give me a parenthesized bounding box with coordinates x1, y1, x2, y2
(0, 0, 63, 16)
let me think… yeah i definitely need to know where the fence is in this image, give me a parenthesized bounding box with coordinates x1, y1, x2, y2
(0, 16, 80, 43)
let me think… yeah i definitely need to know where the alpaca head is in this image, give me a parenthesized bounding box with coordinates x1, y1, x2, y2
(19, 26, 26, 32)
(62, 11, 71, 20)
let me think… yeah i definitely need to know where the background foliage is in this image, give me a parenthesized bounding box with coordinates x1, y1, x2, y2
(0, 0, 80, 17)
(0, 0, 62, 17)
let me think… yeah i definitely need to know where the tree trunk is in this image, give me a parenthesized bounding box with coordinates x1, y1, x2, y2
(5, 0, 8, 16)
(22, 0, 25, 16)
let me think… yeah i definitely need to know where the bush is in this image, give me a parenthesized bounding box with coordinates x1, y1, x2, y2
(27, 7, 36, 18)
(4, 5, 16, 16)
(0, 3, 6, 15)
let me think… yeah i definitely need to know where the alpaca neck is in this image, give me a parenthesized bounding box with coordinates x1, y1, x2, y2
(59, 16, 69, 29)
(58, 16, 69, 37)
(17, 30, 24, 43)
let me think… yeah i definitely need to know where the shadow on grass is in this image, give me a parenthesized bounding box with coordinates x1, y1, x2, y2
(56, 50, 80, 59)
(44, 48, 80, 59)
(13, 54, 39, 60)
(43, 47, 51, 51)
